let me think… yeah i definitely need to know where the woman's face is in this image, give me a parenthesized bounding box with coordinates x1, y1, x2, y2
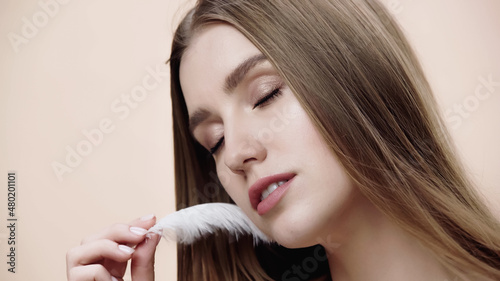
(180, 23, 360, 248)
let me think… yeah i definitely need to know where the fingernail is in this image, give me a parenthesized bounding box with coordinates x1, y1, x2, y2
(130, 227, 148, 236)
(154, 230, 163, 243)
(118, 244, 135, 254)
(140, 214, 155, 221)
(111, 276, 119, 281)
(145, 229, 162, 242)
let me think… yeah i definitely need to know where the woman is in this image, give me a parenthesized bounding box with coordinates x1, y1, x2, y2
(66, 0, 500, 280)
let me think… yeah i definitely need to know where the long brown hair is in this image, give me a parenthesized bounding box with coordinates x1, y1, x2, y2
(168, 0, 500, 280)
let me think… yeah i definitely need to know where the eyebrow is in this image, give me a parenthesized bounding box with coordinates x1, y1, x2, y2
(224, 53, 267, 93)
(188, 53, 267, 134)
(189, 108, 210, 134)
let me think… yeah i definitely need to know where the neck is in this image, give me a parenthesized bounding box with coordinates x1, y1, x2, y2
(321, 194, 455, 281)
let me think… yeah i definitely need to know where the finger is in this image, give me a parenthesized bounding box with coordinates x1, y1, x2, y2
(67, 264, 113, 281)
(67, 239, 135, 268)
(128, 214, 157, 230)
(100, 224, 151, 278)
(131, 232, 161, 281)
(81, 222, 151, 246)
(103, 258, 128, 280)
(112, 215, 156, 279)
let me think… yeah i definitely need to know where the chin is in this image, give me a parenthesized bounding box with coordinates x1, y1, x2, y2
(264, 208, 330, 249)
(274, 235, 318, 249)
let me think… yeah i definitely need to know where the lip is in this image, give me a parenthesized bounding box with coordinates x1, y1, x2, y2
(249, 172, 296, 216)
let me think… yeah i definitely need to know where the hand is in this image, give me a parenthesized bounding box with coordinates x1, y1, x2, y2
(66, 214, 161, 281)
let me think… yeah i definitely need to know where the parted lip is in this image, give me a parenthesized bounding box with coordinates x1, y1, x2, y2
(248, 172, 296, 211)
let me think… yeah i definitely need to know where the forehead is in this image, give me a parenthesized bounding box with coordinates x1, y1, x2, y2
(179, 23, 262, 114)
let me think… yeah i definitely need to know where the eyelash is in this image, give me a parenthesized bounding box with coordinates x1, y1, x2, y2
(209, 86, 283, 155)
(252, 87, 282, 109)
(210, 137, 224, 154)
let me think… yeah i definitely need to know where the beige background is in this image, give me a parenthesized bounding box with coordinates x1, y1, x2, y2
(0, 0, 499, 280)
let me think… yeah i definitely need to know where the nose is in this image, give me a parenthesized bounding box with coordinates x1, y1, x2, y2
(223, 129, 267, 175)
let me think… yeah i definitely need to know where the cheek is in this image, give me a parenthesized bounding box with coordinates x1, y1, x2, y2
(251, 96, 308, 152)
(273, 100, 324, 152)
(215, 163, 260, 222)
(215, 165, 247, 203)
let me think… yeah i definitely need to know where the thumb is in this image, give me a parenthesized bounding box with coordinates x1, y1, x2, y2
(131, 231, 161, 281)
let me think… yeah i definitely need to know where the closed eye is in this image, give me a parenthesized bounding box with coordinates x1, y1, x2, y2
(209, 85, 284, 155)
(253, 87, 283, 109)
(210, 136, 224, 155)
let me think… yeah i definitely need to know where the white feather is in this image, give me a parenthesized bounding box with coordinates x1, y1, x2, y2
(148, 203, 271, 244)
